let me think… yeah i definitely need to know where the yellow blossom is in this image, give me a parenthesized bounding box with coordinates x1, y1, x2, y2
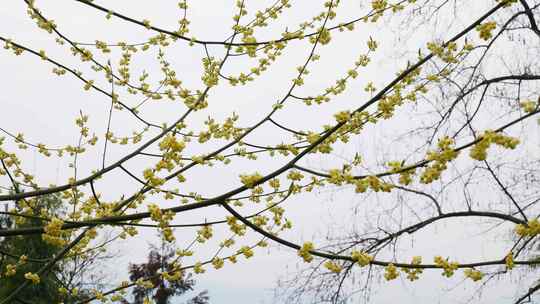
(24, 272, 41, 284)
(324, 261, 342, 273)
(384, 263, 399, 281)
(351, 250, 373, 267)
(476, 22, 496, 40)
(240, 172, 263, 188)
(505, 252, 514, 270)
(463, 268, 483, 281)
(298, 242, 315, 263)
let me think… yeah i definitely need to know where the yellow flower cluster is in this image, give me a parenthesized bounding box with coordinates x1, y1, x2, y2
(3, 39, 24, 55)
(159, 134, 186, 153)
(142, 19, 151, 29)
(377, 91, 405, 119)
(298, 242, 315, 263)
(74, 114, 90, 138)
(469, 130, 520, 161)
(147, 204, 175, 242)
(371, 0, 388, 11)
(226, 216, 246, 236)
(4, 264, 17, 276)
(83, 79, 94, 91)
(269, 178, 280, 190)
(52, 67, 66, 76)
(434, 256, 458, 277)
(162, 270, 182, 282)
(355, 176, 393, 193)
(327, 168, 353, 186)
(212, 257, 225, 269)
(240, 172, 263, 188)
(199, 114, 242, 144)
(310, 28, 331, 45)
(193, 262, 205, 274)
(181, 90, 209, 110)
(334, 111, 351, 123)
(387, 161, 415, 185)
(43, 217, 66, 246)
(58, 287, 68, 295)
(427, 41, 461, 63)
(135, 278, 154, 289)
(230, 39, 286, 84)
(269, 205, 286, 226)
(63, 145, 86, 156)
(238, 246, 254, 258)
(24, 2, 54, 31)
(148, 204, 162, 221)
(252, 215, 269, 227)
(111, 293, 127, 302)
(176, 249, 193, 257)
(351, 250, 373, 267)
(24, 272, 40, 284)
(163, 228, 176, 243)
(304, 131, 332, 153)
(143, 169, 165, 187)
(36, 143, 51, 157)
(19, 255, 28, 264)
(520, 99, 538, 113)
(94, 40, 111, 53)
(196, 225, 213, 243)
(201, 57, 220, 87)
(420, 136, 458, 184)
(241, 29, 264, 48)
(364, 81, 377, 93)
(464, 268, 483, 281)
(402, 256, 423, 281)
(515, 219, 540, 237)
(384, 263, 399, 281)
(76, 47, 94, 62)
(505, 252, 514, 270)
(367, 37, 378, 51)
(286, 170, 304, 182)
(476, 22, 497, 41)
(324, 261, 342, 273)
(92, 289, 106, 304)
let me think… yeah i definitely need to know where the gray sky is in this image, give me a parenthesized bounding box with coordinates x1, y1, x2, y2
(1, 0, 540, 303)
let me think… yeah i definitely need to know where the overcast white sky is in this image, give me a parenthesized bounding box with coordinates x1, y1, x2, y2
(1, 0, 539, 303)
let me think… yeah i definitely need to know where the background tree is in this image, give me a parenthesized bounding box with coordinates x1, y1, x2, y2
(0, 194, 110, 303)
(121, 240, 209, 304)
(0, 0, 539, 303)
(0, 195, 64, 304)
